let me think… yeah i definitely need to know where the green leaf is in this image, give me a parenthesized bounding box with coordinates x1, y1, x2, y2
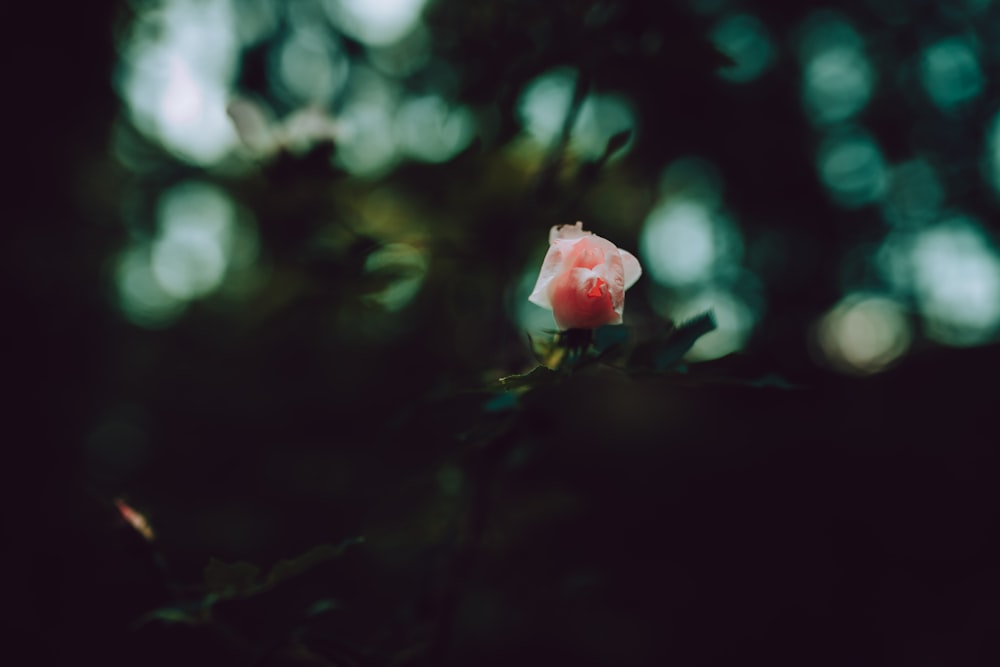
(712, 44, 739, 70)
(630, 311, 717, 372)
(602, 129, 632, 159)
(655, 311, 716, 371)
(484, 391, 519, 413)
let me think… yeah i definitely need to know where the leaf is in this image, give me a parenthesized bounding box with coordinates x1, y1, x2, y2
(654, 311, 717, 370)
(712, 44, 739, 70)
(591, 324, 630, 362)
(204, 559, 261, 596)
(630, 311, 717, 372)
(483, 391, 518, 413)
(602, 129, 632, 160)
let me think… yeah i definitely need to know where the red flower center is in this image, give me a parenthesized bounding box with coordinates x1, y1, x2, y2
(586, 278, 606, 298)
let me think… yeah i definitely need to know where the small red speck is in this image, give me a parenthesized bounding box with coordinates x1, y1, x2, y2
(587, 279, 606, 298)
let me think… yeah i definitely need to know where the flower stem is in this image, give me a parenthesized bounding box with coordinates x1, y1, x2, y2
(556, 328, 594, 368)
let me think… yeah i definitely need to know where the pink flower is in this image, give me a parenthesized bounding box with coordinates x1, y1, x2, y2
(529, 222, 642, 330)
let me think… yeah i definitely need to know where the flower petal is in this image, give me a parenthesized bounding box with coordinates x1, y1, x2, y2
(550, 221, 588, 242)
(620, 249, 642, 290)
(530, 227, 594, 309)
(528, 245, 561, 310)
(550, 267, 621, 329)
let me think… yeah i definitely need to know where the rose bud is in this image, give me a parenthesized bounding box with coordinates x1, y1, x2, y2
(529, 222, 642, 330)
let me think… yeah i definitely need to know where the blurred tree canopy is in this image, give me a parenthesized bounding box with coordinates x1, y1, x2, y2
(8, 0, 1000, 665)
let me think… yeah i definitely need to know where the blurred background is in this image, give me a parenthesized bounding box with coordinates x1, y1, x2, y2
(9, 0, 1000, 664)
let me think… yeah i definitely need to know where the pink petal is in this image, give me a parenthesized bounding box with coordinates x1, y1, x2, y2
(550, 268, 622, 329)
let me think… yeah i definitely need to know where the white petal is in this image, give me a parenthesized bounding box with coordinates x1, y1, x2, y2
(528, 286, 553, 309)
(620, 249, 642, 290)
(549, 221, 588, 243)
(528, 246, 563, 310)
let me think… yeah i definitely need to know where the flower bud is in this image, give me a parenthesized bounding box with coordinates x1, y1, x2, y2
(529, 222, 641, 330)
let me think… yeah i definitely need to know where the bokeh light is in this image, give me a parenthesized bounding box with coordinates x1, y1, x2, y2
(281, 106, 342, 154)
(115, 181, 256, 328)
(909, 219, 1000, 345)
(116, 244, 187, 328)
(878, 218, 1000, 346)
(799, 13, 875, 124)
(151, 182, 238, 301)
(574, 94, 637, 161)
(232, 0, 279, 46)
(273, 27, 350, 107)
(641, 158, 742, 290)
(117, 0, 240, 165)
(816, 127, 887, 207)
(640, 199, 741, 287)
(711, 13, 776, 83)
(674, 288, 758, 362)
(880, 158, 945, 228)
(333, 67, 401, 176)
(816, 293, 912, 375)
(516, 68, 636, 161)
(151, 233, 227, 301)
(363, 243, 429, 311)
(517, 69, 576, 147)
(323, 0, 429, 47)
(394, 95, 475, 163)
(919, 36, 984, 112)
